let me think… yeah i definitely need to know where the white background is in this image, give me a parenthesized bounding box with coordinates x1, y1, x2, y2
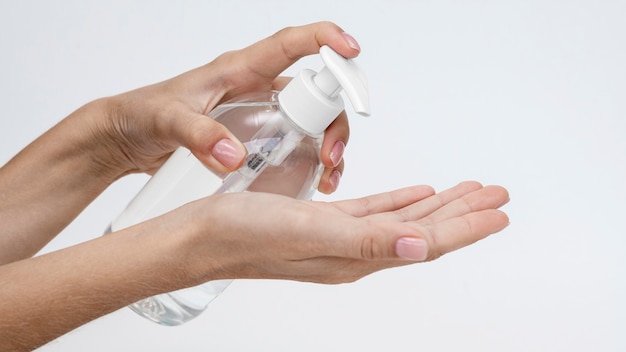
(1, 1, 624, 351)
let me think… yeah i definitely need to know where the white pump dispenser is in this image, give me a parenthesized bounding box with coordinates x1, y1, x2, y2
(279, 45, 370, 135)
(106, 45, 370, 326)
(210, 45, 370, 196)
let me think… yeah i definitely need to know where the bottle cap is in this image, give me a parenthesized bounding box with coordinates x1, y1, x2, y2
(278, 45, 370, 135)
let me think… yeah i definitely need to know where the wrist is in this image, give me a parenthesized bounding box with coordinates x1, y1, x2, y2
(77, 97, 138, 181)
(0, 98, 127, 262)
(161, 196, 239, 285)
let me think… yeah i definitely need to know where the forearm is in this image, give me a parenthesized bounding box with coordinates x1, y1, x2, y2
(0, 217, 193, 351)
(0, 99, 125, 263)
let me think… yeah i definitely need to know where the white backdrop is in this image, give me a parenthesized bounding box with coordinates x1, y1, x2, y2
(1, 1, 624, 351)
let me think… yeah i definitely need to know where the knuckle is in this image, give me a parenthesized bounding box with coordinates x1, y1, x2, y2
(314, 21, 342, 33)
(359, 235, 385, 261)
(420, 225, 443, 262)
(357, 196, 373, 215)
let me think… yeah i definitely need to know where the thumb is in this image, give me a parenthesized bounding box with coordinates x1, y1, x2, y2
(242, 21, 361, 82)
(171, 108, 246, 173)
(338, 221, 429, 262)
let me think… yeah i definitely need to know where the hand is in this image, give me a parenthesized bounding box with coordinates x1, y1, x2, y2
(162, 181, 509, 285)
(0, 22, 358, 263)
(93, 21, 359, 193)
(0, 181, 509, 351)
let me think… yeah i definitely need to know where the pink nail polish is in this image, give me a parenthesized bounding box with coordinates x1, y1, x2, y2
(212, 139, 245, 169)
(395, 237, 428, 261)
(328, 169, 341, 191)
(342, 32, 361, 52)
(329, 140, 345, 167)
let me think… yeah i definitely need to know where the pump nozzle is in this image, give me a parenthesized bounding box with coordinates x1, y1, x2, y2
(278, 45, 370, 135)
(314, 46, 370, 116)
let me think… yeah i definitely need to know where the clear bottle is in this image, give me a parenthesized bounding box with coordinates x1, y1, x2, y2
(106, 45, 370, 326)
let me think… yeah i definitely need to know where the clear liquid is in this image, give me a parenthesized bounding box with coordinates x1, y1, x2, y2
(107, 92, 324, 326)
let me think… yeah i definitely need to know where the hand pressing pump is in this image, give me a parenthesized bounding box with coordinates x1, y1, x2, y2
(105, 45, 371, 325)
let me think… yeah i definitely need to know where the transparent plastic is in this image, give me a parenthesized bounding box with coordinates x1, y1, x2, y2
(105, 91, 324, 326)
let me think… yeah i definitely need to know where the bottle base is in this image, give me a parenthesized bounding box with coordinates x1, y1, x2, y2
(128, 279, 233, 326)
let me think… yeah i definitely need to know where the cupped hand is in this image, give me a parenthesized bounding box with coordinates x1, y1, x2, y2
(170, 181, 509, 286)
(97, 21, 358, 193)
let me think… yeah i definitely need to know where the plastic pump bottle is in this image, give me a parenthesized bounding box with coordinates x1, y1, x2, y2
(106, 45, 370, 326)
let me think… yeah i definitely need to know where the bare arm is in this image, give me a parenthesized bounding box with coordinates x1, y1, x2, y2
(0, 22, 359, 263)
(0, 21, 510, 351)
(0, 101, 119, 263)
(0, 218, 186, 347)
(0, 182, 509, 351)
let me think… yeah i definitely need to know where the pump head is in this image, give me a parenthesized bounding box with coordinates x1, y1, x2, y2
(278, 45, 370, 135)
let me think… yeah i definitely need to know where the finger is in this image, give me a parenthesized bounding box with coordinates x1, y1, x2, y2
(418, 209, 510, 261)
(241, 22, 361, 82)
(418, 185, 510, 226)
(310, 217, 425, 263)
(317, 160, 344, 195)
(271, 76, 292, 90)
(329, 185, 436, 217)
(320, 111, 350, 169)
(370, 181, 483, 223)
(167, 106, 246, 173)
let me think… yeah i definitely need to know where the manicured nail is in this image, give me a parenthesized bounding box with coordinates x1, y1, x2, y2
(328, 169, 341, 192)
(329, 140, 345, 167)
(395, 237, 428, 261)
(212, 139, 245, 169)
(342, 32, 361, 52)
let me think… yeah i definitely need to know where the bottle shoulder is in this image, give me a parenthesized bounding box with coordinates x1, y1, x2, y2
(210, 91, 279, 111)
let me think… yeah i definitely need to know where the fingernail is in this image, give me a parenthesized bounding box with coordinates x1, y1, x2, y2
(212, 139, 245, 169)
(342, 32, 361, 52)
(328, 169, 341, 192)
(329, 140, 345, 167)
(395, 237, 428, 261)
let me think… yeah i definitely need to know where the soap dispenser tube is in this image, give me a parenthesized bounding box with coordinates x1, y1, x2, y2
(105, 91, 324, 326)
